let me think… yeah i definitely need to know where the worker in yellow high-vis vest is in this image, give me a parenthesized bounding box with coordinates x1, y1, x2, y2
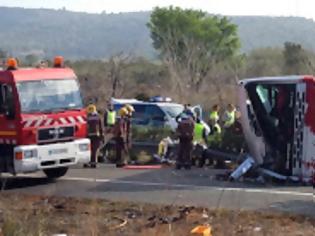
(209, 104, 220, 128)
(207, 122, 222, 146)
(194, 118, 207, 146)
(223, 104, 236, 128)
(104, 103, 116, 128)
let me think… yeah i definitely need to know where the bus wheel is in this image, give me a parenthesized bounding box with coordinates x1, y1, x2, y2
(43, 167, 68, 179)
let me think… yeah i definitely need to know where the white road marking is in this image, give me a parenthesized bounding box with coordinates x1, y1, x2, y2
(62, 177, 313, 197)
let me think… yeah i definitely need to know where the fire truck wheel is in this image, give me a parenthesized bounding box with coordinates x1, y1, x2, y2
(43, 167, 68, 179)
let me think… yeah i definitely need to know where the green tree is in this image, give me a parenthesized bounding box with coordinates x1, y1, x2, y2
(147, 6, 240, 96)
(24, 54, 39, 66)
(245, 48, 284, 77)
(283, 42, 313, 75)
(0, 49, 7, 67)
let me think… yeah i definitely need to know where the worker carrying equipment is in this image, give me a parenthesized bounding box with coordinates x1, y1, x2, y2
(86, 104, 103, 168)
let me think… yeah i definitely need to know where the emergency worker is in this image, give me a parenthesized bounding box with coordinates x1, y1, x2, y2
(207, 121, 222, 146)
(209, 104, 220, 127)
(223, 104, 236, 128)
(104, 103, 116, 128)
(176, 104, 195, 123)
(124, 104, 135, 148)
(103, 103, 116, 142)
(86, 104, 103, 168)
(193, 118, 207, 146)
(176, 114, 194, 170)
(112, 107, 129, 167)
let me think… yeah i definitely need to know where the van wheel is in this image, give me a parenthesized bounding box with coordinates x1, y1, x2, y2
(43, 167, 68, 179)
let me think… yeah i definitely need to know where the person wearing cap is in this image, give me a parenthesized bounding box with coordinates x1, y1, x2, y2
(176, 114, 195, 170)
(86, 104, 104, 168)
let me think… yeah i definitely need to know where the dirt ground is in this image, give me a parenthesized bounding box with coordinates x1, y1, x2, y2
(0, 193, 314, 236)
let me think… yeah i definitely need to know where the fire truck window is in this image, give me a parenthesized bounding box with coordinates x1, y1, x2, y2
(16, 79, 83, 113)
(0, 84, 15, 118)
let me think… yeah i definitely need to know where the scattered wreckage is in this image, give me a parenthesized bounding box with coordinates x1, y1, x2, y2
(228, 76, 315, 184)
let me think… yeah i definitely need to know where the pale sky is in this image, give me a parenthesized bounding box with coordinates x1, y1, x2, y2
(0, 0, 314, 19)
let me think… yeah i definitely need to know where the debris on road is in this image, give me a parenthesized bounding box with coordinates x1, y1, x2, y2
(0, 193, 314, 236)
(191, 225, 212, 236)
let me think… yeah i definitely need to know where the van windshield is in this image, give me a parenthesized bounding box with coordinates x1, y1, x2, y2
(160, 105, 184, 118)
(16, 79, 83, 113)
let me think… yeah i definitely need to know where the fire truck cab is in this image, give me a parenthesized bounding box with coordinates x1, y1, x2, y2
(0, 58, 90, 178)
(239, 75, 315, 182)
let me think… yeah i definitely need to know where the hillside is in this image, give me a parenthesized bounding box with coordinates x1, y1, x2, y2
(1, 7, 315, 59)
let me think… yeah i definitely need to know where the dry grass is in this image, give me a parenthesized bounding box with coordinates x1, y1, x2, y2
(0, 193, 314, 236)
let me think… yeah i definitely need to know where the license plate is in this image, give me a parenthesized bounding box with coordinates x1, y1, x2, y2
(48, 148, 68, 155)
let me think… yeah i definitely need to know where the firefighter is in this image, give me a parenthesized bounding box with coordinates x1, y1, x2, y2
(124, 104, 135, 149)
(86, 104, 103, 168)
(176, 114, 195, 170)
(223, 104, 236, 128)
(113, 107, 129, 168)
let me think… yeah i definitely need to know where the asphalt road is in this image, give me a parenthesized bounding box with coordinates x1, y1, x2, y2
(1, 164, 314, 217)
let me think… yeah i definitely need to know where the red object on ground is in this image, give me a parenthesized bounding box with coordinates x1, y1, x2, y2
(123, 165, 163, 170)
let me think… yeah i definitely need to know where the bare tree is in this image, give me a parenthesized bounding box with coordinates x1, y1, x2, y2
(107, 52, 133, 98)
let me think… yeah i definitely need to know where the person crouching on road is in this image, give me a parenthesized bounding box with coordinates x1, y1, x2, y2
(176, 114, 195, 170)
(86, 104, 104, 168)
(113, 107, 129, 168)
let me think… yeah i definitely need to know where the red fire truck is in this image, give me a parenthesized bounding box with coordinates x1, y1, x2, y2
(0, 57, 90, 178)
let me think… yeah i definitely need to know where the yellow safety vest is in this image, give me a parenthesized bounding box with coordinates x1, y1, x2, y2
(107, 111, 116, 125)
(208, 123, 222, 144)
(213, 123, 221, 134)
(224, 111, 235, 127)
(209, 111, 219, 122)
(194, 123, 204, 143)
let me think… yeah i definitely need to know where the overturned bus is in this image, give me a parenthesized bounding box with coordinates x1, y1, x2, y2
(238, 75, 315, 183)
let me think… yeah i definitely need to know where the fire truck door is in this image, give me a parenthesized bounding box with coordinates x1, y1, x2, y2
(0, 83, 16, 143)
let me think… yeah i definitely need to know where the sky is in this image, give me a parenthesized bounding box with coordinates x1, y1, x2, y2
(0, 0, 314, 19)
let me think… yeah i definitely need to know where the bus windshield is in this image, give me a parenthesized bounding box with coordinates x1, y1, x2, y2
(16, 79, 83, 113)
